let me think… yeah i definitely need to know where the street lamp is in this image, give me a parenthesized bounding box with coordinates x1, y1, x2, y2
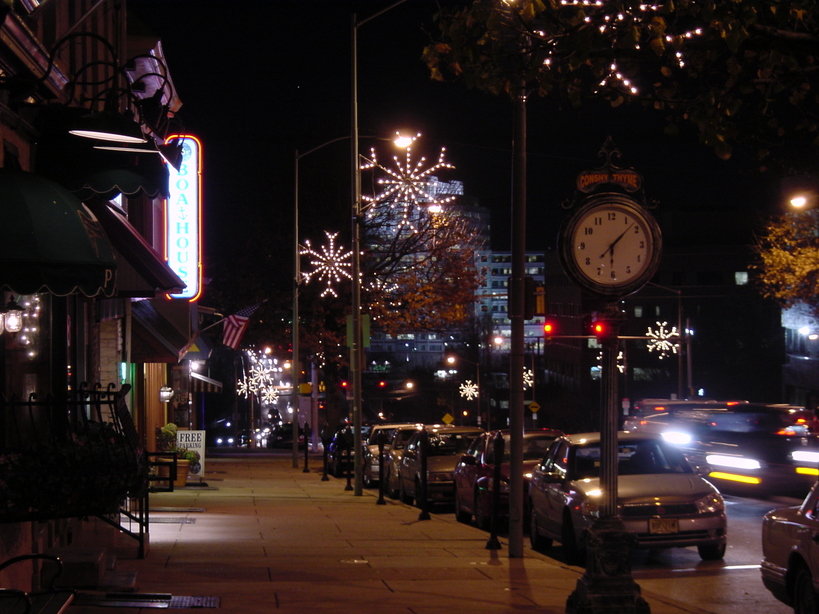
(293, 132, 412, 468)
(351, 0, 409, 495)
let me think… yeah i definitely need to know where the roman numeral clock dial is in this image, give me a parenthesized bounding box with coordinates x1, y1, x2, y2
(561, 195, 662, 297)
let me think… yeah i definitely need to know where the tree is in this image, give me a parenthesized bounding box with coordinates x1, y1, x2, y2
(359, 140, 482, 335)
(423, 0, 819, 170)
(754, 211, 819, 314)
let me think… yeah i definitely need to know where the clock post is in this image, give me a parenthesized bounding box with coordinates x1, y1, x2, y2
(560, 142, 657, 614)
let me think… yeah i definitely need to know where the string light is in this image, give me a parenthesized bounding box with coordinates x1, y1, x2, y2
(536, 1, 705, 96)
(300, 231, 353, 298)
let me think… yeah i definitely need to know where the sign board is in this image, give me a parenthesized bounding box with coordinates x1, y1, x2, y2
(165, 134, 203, 301)
(441, 412, 454, 425)
(528, 401, 541, 413)
(177, 429, 206, 478)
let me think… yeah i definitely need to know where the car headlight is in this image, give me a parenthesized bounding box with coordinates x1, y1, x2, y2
(792, 450, 819, 464)
(705, 454, 761, 470)
(694, 492, 724, 514)
(661, 430, 692, 446)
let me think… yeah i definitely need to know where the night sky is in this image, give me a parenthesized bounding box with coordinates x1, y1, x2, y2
(130, 1, 776, 306)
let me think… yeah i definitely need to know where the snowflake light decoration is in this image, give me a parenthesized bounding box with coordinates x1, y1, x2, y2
(236, 350, 287, 403)
(236, 377, 252, 398)
(523, 368, 534, 390)
(300, 231, 352, 298)
(261, 386, 280, 405)
(646, 321, 680, 359)
(459, 380, 479, 401)
(361, 135, 455, 232)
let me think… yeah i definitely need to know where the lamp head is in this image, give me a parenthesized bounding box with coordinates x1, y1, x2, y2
(393, 131, 420, 149)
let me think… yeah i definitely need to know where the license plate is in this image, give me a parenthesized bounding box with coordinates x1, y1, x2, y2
(649, 518, 679, 534)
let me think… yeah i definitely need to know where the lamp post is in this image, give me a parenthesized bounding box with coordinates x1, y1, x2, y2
(293, 136, 351, 468)
(351, 0, 409, 495)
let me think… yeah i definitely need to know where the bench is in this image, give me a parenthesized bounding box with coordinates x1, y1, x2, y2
(0, 554, 75, 614)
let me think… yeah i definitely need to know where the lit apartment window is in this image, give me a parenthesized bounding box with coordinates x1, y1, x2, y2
(735, 271, 749, 285)
(634, 306, 643, 318)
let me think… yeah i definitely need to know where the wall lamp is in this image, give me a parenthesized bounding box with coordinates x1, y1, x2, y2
(159, 386, 174, 403)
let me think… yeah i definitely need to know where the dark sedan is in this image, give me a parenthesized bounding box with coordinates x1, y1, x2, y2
(453, 428, 563, 529)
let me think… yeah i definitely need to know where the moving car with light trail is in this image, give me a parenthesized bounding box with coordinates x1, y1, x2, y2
(528, 432, 727, 565)
(625, 402, 819, 496)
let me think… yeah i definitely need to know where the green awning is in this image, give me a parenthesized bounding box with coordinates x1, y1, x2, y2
(0, 169, 116, 297)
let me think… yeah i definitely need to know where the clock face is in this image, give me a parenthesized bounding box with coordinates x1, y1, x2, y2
(563, 196, 661, 296)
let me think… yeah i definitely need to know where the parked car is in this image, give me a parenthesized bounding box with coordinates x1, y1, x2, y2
(397, 425, 484, 507)
(454, 428, 563, 529)
(761, 481, 819, 612)
(626, 402, 819, 497)
(385, 424, 424, 498)
(326, 424, 356, 477)
(528, 431, 727, 565)
(266, 422, 305, 449)
(361, 423, 419, 487)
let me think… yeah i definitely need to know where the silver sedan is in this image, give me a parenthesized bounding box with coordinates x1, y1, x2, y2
(528, 431, 727, 565)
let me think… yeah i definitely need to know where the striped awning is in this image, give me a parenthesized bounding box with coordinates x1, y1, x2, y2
(190, 371, 222, 393)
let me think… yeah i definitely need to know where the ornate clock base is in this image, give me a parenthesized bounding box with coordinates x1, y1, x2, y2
(565, 516, 651, 614)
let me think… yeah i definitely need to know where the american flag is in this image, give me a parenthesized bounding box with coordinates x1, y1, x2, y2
(221, 304, 261, 350)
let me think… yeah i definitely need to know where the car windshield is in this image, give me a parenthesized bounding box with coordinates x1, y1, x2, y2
(369, 428, 397, 444)
(392, 429, 417, 450)
(492, 434, 556, 462)
(571, 439, 691, 479)
(427, 432, 480, 456)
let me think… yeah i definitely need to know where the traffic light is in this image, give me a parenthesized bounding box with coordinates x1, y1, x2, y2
(543, 319, 557, 339)
(589, 314, 616, 342)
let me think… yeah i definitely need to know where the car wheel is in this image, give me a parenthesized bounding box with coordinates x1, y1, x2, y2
(529, 508, 552, 552)
(454, 491, 471, 524)
(697, 542, 726, 561)
(561, 511, 584, 566)
(794, 566, 819, 614)
(475, 492, 490, 531)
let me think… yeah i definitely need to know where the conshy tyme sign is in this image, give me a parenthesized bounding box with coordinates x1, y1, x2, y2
(165, 134, 203, 301)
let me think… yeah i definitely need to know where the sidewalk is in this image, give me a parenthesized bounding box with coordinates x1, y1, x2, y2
(67, 453, 718, 613)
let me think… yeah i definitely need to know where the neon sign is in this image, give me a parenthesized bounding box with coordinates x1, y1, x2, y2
(165, 134, 203, 301)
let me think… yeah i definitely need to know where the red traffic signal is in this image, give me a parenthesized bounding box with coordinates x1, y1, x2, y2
(589, 317, 615, 341)
(543, 320, 557, 337)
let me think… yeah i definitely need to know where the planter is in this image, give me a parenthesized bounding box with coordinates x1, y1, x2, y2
(174, 459, 190, 488)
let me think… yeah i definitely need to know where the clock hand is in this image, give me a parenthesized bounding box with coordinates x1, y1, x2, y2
(598, 224, 635, 260)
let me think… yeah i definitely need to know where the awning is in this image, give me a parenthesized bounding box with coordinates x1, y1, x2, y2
(190, 371, 222, 393)
(130, 299, 188, 363)
(34, 105, 169, 200)
(0, 169, 116, 297)
(87, 200, 185, 297)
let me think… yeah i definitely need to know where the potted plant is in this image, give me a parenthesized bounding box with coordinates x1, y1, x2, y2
(156, 423, 194, 488)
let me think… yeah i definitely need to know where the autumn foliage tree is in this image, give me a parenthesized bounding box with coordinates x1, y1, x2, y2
(754, 211, 819, 314)
(359, 140, 482, 336)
